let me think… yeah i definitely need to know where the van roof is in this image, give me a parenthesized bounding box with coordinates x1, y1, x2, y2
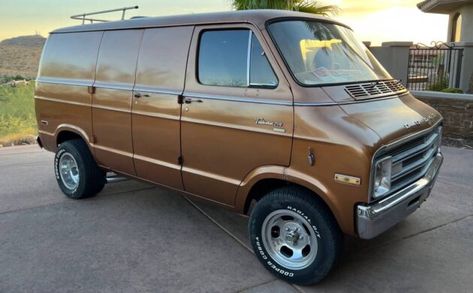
(51, 9, 348, 34)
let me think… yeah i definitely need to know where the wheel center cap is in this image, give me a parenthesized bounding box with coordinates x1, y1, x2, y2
(286, 232, 299, 244)
(285, 226, 301, 245)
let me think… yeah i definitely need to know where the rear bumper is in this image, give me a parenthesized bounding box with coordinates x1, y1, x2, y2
(356, 152, 443, 239)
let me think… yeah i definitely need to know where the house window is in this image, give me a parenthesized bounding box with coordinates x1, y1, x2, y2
(451, 13, 462, 42)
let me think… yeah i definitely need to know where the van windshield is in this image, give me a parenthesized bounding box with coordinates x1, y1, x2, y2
(268, 20, 391, 86)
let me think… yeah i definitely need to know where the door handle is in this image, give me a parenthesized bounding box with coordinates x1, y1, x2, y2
(184, 97, 203, 104)
(134, 92, 150, 98)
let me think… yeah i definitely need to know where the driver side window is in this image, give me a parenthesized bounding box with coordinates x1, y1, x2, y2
(198, 29, 278, 88)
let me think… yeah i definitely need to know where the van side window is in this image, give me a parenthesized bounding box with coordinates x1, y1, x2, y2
(198, 29, 277, 88)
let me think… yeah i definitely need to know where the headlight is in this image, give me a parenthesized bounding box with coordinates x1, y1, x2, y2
(373, 156, 392, 199)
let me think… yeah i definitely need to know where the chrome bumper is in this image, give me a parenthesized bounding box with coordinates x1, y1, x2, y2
(356, 152, 443, 239)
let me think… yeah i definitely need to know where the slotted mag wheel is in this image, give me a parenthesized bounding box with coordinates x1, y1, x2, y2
(261, 209, 318, 270)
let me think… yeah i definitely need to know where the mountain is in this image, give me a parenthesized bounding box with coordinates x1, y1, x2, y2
(0, 35, 46, 79)
(0, 35, 46, 47)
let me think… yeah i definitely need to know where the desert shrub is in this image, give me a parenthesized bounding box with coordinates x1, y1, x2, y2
(0, 75, 29, 84)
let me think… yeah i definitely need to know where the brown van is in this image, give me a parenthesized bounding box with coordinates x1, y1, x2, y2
(35, 10, 443, 285)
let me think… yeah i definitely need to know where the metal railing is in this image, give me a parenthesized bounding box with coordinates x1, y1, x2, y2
(407, 42, 463, 91)
(71, 6, 139, 24)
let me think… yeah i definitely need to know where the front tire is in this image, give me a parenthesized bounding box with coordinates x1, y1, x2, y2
(249, 187, 342, 285)
(54, 139, 106, 199)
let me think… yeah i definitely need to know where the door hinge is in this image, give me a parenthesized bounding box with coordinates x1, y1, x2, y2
(178, 156, 183, 165)
(177, 94, 184, 104)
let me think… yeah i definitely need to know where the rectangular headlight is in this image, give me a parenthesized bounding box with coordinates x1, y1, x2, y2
(373, 156, 392, 199)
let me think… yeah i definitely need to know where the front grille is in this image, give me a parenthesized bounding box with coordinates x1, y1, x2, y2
(375, 126, 441, 199)
(345, 80, 407, 99)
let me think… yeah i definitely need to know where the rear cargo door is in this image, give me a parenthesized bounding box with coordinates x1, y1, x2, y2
(92, 29, 143, 175)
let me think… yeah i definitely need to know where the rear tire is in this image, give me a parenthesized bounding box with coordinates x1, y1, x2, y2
(54, 139, 105, 199)
(249, 187, 342, 285)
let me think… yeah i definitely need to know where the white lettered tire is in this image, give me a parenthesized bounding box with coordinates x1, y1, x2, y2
(249, 187, 342, 285)
(54, 139, 106, 199)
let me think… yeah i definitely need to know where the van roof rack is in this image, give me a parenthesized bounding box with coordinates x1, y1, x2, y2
(71, 6, 139, 25)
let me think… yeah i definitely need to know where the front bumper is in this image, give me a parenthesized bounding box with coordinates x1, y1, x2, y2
(356, 152, 443, 239)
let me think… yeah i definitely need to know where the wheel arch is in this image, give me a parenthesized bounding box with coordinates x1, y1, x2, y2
(54, 125, 94, 154)
(235, 168, 343, 232)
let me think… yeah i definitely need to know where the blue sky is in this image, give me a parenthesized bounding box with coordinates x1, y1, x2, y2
(0, 0, 448, 45)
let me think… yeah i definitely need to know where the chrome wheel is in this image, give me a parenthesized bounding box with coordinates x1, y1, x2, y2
(261, 210, 318, 270)
(59, 152, 80, 190)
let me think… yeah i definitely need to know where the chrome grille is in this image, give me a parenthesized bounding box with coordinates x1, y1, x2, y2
(345, 80, 407, 99)
(374, 126, 441, 199)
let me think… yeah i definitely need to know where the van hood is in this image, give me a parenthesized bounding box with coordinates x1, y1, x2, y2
(338, 93, 442, 146)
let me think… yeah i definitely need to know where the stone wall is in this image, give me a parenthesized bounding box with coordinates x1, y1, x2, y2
(412, 91, 473, 148)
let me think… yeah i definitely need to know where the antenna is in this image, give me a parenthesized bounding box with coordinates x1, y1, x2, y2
(71, 6, 139, 25)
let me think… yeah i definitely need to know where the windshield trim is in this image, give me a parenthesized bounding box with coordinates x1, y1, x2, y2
(265, 18, 388, 88)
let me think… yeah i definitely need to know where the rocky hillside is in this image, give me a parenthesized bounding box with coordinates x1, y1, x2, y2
(0, 35, 46, 79)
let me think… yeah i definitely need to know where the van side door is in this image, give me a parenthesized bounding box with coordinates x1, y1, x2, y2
(132, 27, 193, 189)
(181, 25, 294, 206)
(92, 30, 144, 175)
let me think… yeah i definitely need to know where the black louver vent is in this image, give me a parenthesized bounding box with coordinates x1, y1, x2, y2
(345, 80, 407, 99)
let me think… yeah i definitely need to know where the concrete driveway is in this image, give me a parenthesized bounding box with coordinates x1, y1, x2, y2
(0, 145, 472, 292)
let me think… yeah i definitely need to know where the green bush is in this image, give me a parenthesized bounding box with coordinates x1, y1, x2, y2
(428, 78, 449, 92)
(0, 83, 37, 144)
(441, 88, 463, 94)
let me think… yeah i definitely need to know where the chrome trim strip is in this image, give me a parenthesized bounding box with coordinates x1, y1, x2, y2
(37, 77, 93, 87)
(36, 78, 410, 107)
(94, 144, 133, 158)
(182, 166, 241, 186)
(38, 129, 55, 136)
(94, 81, 134, 91)
(35, 96, 90, 107)
(184, 92, 293, 106)
(246, 30, 252, 86)
(294, 93, 409, 107)
(133, 86, 181, 96)
(38, 77, 182, 96)
(134, 154, 181, 170)
(132, 110, 179, 121)
(294, 101, 338, 107)
(36, 96, 130, 114)
(92, 104, 130, 113)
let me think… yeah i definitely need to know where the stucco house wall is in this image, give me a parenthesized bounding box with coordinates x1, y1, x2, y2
(446, 4, 473, 42)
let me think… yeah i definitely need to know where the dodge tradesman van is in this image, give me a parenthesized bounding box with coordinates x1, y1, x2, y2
(35, 10, 443, 285)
